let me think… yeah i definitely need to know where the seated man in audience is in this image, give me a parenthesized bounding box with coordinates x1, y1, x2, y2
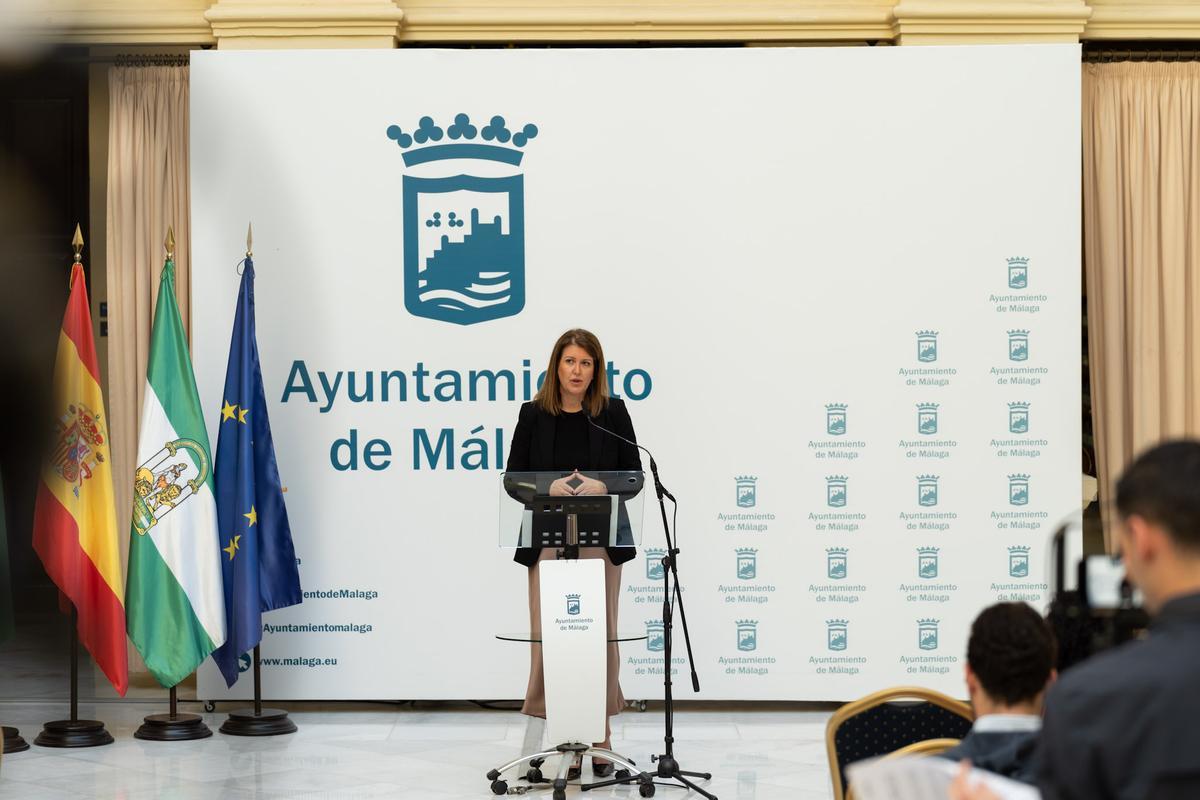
(952, 439, 1200, 800)
(937, 602, 1056, 784)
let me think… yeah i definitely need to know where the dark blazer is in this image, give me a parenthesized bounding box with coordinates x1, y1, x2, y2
(506, 397, 643, 566)
(939, 728, 1041, 785)
(1036, 592, 1200, 800)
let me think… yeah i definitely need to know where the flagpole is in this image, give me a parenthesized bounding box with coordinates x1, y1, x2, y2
(253, 644, 262, 717)
(34, 229, 114, 750)
(133, 229, 214, 743)
(219, 646, 296, 737)
(69, 605, 78, 722)
(35, 603, 114, 747)
(219, 227, 297, 738)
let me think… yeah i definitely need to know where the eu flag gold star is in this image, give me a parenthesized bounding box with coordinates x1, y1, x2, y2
(221, 401, 238, 421)
(224, 534, 241, 560)
(238, 407, 249, 424)
(244, 506, 257, 527)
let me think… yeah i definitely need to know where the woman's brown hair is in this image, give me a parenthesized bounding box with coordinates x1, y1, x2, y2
(535, 328, 609, 416)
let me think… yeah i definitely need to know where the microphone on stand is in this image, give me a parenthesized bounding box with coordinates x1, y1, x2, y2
(580, 404, 709, 790)
(584, 411, 674, 503)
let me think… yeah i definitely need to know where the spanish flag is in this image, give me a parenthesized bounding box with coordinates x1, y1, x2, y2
(32, 260, 128, 696)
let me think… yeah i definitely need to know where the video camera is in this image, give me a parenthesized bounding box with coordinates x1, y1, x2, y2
(1046, 523, 1150, 671)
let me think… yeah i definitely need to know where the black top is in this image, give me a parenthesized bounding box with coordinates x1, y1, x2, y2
(1036, 591, 1200, 800)
(552, 411, 590, 471)
(506, 397, 642, 567)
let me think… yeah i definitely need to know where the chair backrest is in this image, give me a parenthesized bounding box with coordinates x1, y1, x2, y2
(886, 737, 962, 759)
(826, 686, 973, 800)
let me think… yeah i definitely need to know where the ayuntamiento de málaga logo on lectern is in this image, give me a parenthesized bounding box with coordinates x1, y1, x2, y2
(387, 113, 537, 326)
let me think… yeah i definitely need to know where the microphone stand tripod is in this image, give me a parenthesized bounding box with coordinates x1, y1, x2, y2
(583, 417, 716, 799)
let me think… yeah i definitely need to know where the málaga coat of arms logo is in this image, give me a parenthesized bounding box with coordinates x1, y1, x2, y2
(386, 113, 537, 326)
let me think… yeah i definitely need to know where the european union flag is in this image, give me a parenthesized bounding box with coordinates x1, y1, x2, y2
(212, 257, 302, 687)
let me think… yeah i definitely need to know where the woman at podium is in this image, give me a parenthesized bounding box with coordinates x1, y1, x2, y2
(506, 328, 642, 777)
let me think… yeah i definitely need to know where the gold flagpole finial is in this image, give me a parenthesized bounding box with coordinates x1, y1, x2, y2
(71, 224, 84, 264)
(165, 226, 176, 260)
(246, 222, 253, 258)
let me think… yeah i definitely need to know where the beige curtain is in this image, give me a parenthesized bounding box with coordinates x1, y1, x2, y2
(106, 65, 191, 564)
(1083, 62, 1200, 550)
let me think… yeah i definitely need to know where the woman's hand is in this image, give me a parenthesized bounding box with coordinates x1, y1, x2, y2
(549, 476, 576, 496)
(548, 471, 608, 496)
(572, 473, 608, 496)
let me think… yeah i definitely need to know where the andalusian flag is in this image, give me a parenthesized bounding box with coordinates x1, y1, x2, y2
(31, 257, 128, 694)
(125, 255, 226, 687)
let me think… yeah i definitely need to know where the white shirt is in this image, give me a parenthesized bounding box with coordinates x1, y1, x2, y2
(971, 713, 1042, 734)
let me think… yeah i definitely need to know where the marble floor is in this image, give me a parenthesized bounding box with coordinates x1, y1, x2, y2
(0, 702, 836, 800)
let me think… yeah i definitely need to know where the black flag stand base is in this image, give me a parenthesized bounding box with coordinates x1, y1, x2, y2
(220, 706, 296, 737)
(35, 719, 114, 748)
(220, 645, 297, 737)
(134, 687, 212, 741)
(36, 606, 113, 748)
(3, 725, 31, 753)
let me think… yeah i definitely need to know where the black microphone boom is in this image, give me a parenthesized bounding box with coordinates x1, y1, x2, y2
(584, 413, 674, 503)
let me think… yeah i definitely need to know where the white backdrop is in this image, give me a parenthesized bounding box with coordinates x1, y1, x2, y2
(191, 45, 1081, 701)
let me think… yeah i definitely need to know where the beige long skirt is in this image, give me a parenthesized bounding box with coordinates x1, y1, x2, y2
(522, 546, 625, 731)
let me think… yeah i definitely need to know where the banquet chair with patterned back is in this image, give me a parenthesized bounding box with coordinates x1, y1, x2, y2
(826, 686, 973, 800)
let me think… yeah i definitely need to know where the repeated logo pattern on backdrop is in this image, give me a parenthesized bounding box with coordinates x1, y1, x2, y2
(620, 252, 1071, 696)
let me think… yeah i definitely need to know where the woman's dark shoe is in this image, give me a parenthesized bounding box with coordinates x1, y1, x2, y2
(592, 760, 615, 778)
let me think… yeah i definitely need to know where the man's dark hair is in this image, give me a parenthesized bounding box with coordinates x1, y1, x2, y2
(967, 602, 1056, 706)
(1116, 440, 1200, 552)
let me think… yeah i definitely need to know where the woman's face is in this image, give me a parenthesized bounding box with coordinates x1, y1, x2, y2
(557, 343, 595, 404)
